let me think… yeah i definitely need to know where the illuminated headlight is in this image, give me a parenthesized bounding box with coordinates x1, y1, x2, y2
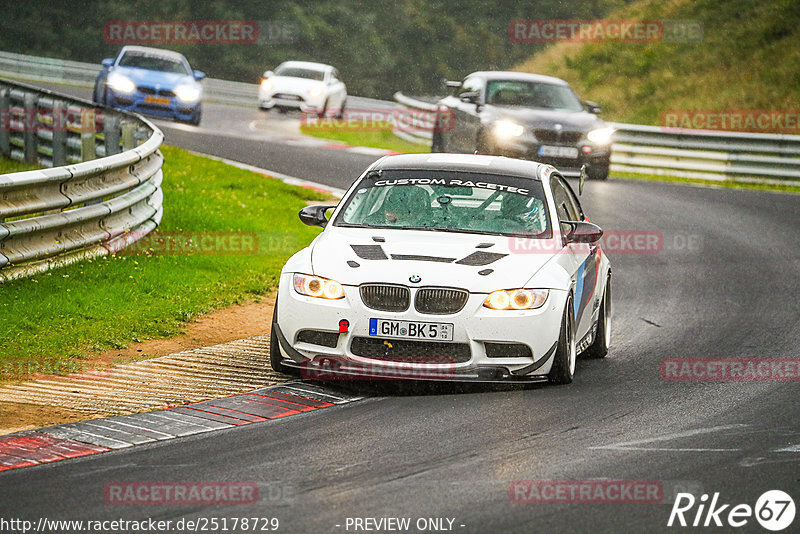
(494, 120, 525, 138)
(587, 126, 615, 144)
(293, 273, 345, 300)
(260, 79, 273, 92)
(175, 84, 201, 102)
(107, 73, 135, 94)
(308, 86, 324, 98)
(484, 289, 549, 310)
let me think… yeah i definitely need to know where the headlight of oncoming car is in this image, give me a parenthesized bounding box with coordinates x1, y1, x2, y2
(308, 86, 324, 98)
(587, 126, 615, 145)
(175, 84, 201, 102)
(260, 79, 273, 92)
(483, 289, 549, 310)
(493, 119, 524, 139)
(107, 73, 135, 94)
(293, 273, 345, 300)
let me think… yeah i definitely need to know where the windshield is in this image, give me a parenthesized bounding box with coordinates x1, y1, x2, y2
(274, 65, 325, 81)
(334, 170, 551, 238)
(486, 80, 584, 112)
(118, 52, 189, 75)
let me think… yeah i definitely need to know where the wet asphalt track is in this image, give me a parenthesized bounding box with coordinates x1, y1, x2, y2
(2, 89, 800, 533)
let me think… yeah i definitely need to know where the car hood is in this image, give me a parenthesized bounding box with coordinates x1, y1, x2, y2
(112, 66, 196, 88)
(489, 106, 603, 132)
(269, 76, 325, 93)
(309, 227, 558, 293)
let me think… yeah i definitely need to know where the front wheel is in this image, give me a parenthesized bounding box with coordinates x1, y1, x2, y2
(585, 277, 611, 359)
(548, 294, 576, 384)
(431, 123, 445, 152)
(588, 163, 609, 181)
(269, 297, 298, 376)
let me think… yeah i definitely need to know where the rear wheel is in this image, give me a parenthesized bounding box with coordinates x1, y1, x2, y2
(548, 295, 576, 384)
(585, 277, 611, 359)
(269, 297, 298, 376)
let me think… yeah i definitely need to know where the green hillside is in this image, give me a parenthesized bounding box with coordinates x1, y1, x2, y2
(515, 0, 800, 126)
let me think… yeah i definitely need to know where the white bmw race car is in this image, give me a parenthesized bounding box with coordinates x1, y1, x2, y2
(271, 154, 611, 384)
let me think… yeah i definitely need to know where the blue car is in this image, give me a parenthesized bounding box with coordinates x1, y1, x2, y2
(93, 46, 204, 125)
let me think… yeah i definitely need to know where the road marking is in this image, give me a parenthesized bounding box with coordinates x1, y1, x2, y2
(590, 424, 748, 452)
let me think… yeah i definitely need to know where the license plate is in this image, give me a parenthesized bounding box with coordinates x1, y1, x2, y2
(369, 318, 453, 341)
(144, 95, 170, 105)
(538, 145, 579, 159)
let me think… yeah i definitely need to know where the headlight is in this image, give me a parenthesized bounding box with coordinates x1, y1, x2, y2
(260, 79, 273, 92)
(107, 73, 135, 94)
(308, 86, 323, 98)
(293, 273, 345, 300)
(483, 289, 549, 310)
(175, 84, 201, 102)
(587, 126, 615, 144)
(493, 119, 525, 139)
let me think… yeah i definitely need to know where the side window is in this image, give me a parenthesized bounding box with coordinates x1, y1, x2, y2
(550, 178, 578, 240)
(557, 176, 583, 221)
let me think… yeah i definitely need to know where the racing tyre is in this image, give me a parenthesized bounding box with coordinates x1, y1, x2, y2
(585, 277, 611, 359)
(431, 114, 445, 152)
(548, 294, 576, 385)
(188, 108, 202, 126)
(335, 99, 346, 119)
(270, 297, 298, 376)
(318, 99, 329, 118)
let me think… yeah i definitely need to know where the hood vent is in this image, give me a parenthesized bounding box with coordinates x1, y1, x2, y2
(455, 251, 507, 266)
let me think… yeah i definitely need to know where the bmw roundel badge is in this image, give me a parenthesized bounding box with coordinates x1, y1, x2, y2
(409, 275, 421, 283)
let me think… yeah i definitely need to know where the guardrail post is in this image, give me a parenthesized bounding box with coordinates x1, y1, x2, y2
(22, 92, 37, 163)
(0, 86, 9, 157)
(121, 121, 135, 150)
(104, 114, 121, 156)
(80, 108, 96, 161)
(51, 99, 66, 167)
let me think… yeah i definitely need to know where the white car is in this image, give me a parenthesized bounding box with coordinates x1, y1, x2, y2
(270, 154, 611, 384)
(258, 60, 346, 116)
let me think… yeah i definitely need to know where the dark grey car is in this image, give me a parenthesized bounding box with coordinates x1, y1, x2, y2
(432, 71, 613, 180)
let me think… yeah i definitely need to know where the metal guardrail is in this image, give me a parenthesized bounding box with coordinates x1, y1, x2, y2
(0, 50, 258, 107)
(394, 92, 800, 185)
(0, 78, 164, 282)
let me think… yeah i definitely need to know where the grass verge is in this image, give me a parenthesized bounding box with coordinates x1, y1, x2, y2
(0, 147, 327, 380)
(299, 119, 430, 153)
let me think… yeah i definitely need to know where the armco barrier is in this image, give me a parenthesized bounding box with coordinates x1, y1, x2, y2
(0, 78, 163, 282)
(393, 92, 800, 185)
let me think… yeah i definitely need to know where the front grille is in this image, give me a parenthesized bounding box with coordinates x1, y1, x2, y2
(484, 342, 533, 358)
(535, 129, 583, 145)
(296, 329, 339, 348)
(158, 89, 175, 97)
(350, 336, 471, 363)
(360, 284, 410, 312)
(138, 86, 156, 95)
(415, 287, 469, 315)
(274, 93, 302, 101)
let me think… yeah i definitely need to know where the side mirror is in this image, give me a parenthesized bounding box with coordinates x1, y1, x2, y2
(263, 70, 274, 78)
(193, 70, 206, 80)
(585, 101, 602, 114)
(565, 221, 603, 244)
(102, 58, 114, 68)
(299, 205, 336, 228)
(459, 91, 480, 104)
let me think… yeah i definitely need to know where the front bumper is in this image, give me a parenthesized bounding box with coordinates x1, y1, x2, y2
(259, 90, 324, 113)
(274, 273, 566, 382)
(491, 137, 610, 177)
(109, 90, 200, 121)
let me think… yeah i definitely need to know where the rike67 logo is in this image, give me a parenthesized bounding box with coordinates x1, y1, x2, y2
(668, 490, 795, 531)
